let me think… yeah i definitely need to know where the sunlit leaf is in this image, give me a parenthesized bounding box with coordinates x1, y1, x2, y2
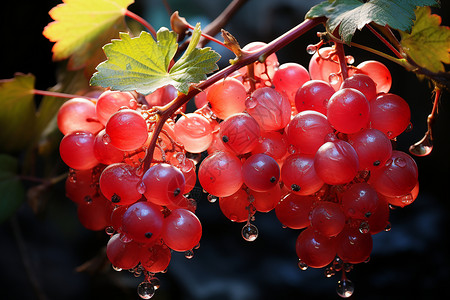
(306, 0, 438, 44)
(43, 0, 133, 70)
(90, 24, 220, 95)
(400, 6, 450, 73)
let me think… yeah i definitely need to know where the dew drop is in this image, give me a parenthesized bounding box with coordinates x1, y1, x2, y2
(325, 267, 335, 277)
(345, 55, 355, 65)
(386, 131, 394, 138)
(137, 181, 146, 194)
(149, 277, 160, 290)
(119, 233, 133, 243)
(137, 281, 155, 299)
(102, 133, 111, 144)
(184, 249, 194, 259)
(68, 169, 77, 183)
(298, 259, 308, 270)
(384, 222, 392, 232)
(129, 99, 138, 110)
(409, 132, 433, 157)
(245, 97, 258, 109)
(394, 157, 407, 167)
(329, 73, 340, 85)
(288, 144, 297, 154)
(111, 193, 121, 203)
(207, 194, 218, 203)
(336, 278, 354, 298)
(306, 44, 317, 55)
(112, 265, 122, 272)
(241, 223, 258, 242)
(105, 226, 115, 236)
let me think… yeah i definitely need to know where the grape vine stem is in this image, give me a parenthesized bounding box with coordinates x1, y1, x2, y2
(143, 17, 325, 170)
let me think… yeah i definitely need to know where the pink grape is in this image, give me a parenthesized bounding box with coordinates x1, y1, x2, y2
(314, 140, 359, 185)
(140, 241, 172, 273)
(206, 77, 247, 119)
(174, 113, 214, 153)
(382, 181, 419, 208)
(286, 110, 334, 154)
(122, 201, 164, 244)
(57, 98, 103, 135)
(65, 168, 98, 205)
(219, 188, 252, 222)
(281, 154, 324, 195)
(309, 47, 342, 90)
(369, 150, 418, 197)
(219, 113, 261, 155)
(353, 60, 392, 93)
(327, 88, 370, 134)
(296, 227, 337, 268)
(242, 153, 280, 192)
(369, 93, 411, 139)
(310, 201, 346, 237)
(250, 184, 281, 212)
(336, 223, 373, 264)
(106, 233, 142, 270)
(251, 130, 287, 161)
(77, 194, 113, 231)
(162, 208, 202, 252)
(295, 80, 334, 115)
(145, 84, 178, 107)
(341, 182, 379, 220)
(142, 163, 186, 206)
(239, 42, 279, 84)
(198, 150, 243, 197)
(347, 128, 392, 171)
(275, 193, 315, 229)
(99, 163, 142, 205)
(105, 109, 148, 151)
(340, 74, 377, 102)
(273, 62, 310, 104)
(367, 194, 390, 234)
(93, 129, 124, 164)
(246, 87, 292, 131)
(96, 90, 135, 125)
(60, 131, 99, 170)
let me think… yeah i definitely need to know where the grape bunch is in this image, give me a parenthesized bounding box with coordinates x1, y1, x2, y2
(58, 41, 419, 298)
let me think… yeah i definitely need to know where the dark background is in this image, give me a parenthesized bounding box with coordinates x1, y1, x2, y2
(1, 0, 449, 299)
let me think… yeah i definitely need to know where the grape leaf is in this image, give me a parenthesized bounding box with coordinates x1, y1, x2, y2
(400, 6, 450, 73)
(0, 154, 26, 223)
(90, 24, 220, 95)
(306, 0, 438, 44)
(0, 73, 37, 152)
(43, 0, 133, 70)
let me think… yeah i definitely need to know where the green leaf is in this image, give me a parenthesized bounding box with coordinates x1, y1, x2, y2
(400, 6, 450, 73)
(0, 74, 37, 153)
(306, 0, 438, 44)
(43, 0, 133, 70)
(90, 25, 221, 95)
(0, 154, 26, 223)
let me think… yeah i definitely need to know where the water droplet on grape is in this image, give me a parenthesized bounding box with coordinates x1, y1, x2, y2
(84, 196, 93, 203)
(207, 194, 218, 203)
(111, 193, 121, 203)
(180, 159, 194, 173)
(325, 267, 335, 277)
(298, 259, 308, 270)
(184, 249, 194, 259)
(149, 277, 160, 290)
(345, 55, 355, 65)
(288, 145, 297, 154)
(129, 99, 138, 110)
(409, 132, 433, 157)
(102, 133, 111, 144)
(359, 221, 370, 234)
(137, 281, 155, 299)
(329, 73, 340, 85)
(137, 181, 146, 194)
(336, 278, 354, 298)
(105, 226, 115, 235)
(241, 223, 258, 242)
(194, 243, 201, 250)
(245, 96, 258, 109)
(386, 131, 394, 138)
(306, 44, 317, 55)
(119, 233, 133, 243)
(68, 169, 77, 183)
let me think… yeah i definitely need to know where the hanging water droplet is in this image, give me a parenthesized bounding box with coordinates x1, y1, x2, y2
(409, 131, 433, 157)
(384, 222, 392, 231)
(329, 73, 340, 85)
(149, 277, 160, 290)
(102, 133, 111, 144)
(245, 97, 258, 109)
(288, 144, 297, 154)
(306, 44, 317, 55)
(105, 226, 115, 235)
(345, 55, 355, 65)
(129, 99, 138, 110)
(194, 243, 201, 250)
(298, 259, 308, 270)
(207, 194, 218, 203)
(181, 159, 194, 173)
(184, 249, 194, 259)
(386, 131, 394, 139)
(242, 223, 258, 242)
(325, 266, 335, 277)
(112, 265, 122, 272)
(359, 221, 370, 234)
(68, 169, 77, 183)
(405, 122, 413, 133)
(137, 181, 146, 194)
(336, 278, 354, 298)
(137, 281, 155, 299)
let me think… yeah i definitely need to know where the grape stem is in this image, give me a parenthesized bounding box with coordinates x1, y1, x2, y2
(334, 41, 349, 80)
(142, 17, 325, 170)
(32, 89, 97, 102)
(125, 9, 157, 38)
(365, 24, 403, 59)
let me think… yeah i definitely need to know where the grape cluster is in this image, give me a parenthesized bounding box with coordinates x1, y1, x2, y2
(58, 42, 419, 298)
(59, 86, 201, 298)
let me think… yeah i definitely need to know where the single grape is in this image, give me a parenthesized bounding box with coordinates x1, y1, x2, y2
(295, 80, 335, 115)
(96, 90, 135, 125)
(251, 130, 287, 161)
(242, 153, 280, 192)
(174, 113, 214, 153)
(340, 74, 377, 102)
(281, 154, 324, 195)
(336, 223, 373, 264)
(140, 241, 172, 273)
(198, 150, 243, 197)
(106, 233, 142, 270)
(341, 182, 379, 220)
(327, 88, 370, 134)
(65, 168, 98, 205)
(60, 131, 99, 170)
(206, 77, 247, 119)
(238, 42, 279, 84)
(250, 184, 281, 213)
(77, 194, 113, 231)
(272, 62, 310, 105)
(145, 84, 178, 107)
(310, 201, 346, 237)
(93, 129, 124, 164)
(105, 109, 148, 151)
(219, 188, 252, 223)
(162, 208, 202, 252)
(309, 47, 342, 90)
(57, 97, 103, 135)
(367, 193, 390, 234)
(353, 60, 392, 93)
(219, 113, 261, 155)
(99, 163, 142, 205)
(122, 201, 164, 244)
(296, 227, 337, 268)
(275, 193, 316, 229)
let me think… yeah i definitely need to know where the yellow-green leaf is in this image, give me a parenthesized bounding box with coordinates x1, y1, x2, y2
(43, 0, 133, 70)
(400, 6, 450, 73)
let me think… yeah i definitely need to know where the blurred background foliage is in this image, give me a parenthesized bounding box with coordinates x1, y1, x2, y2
(1, 0, 449, 299)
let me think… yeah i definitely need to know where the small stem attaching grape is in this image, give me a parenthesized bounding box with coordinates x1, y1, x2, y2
(365, 24, 403, 59)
